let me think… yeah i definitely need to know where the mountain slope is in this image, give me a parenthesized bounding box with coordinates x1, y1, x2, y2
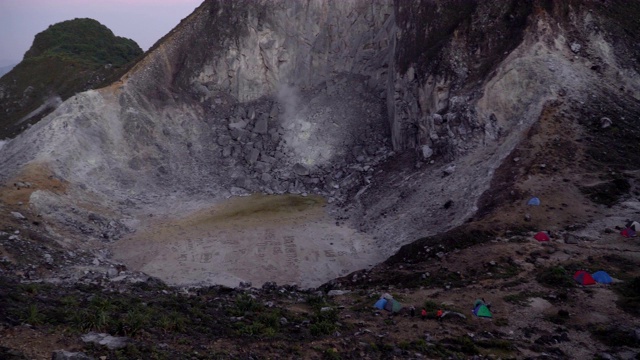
(0, 64, 15, 77)
(0, 0, 639, 284)
(0, 0, 639, 358)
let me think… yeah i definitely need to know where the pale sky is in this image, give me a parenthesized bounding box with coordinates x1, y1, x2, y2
(0, 0, 203, 66)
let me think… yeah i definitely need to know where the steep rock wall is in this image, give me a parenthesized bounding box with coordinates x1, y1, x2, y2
(1, 0, 639, 264)
(345, 0, 640, 249)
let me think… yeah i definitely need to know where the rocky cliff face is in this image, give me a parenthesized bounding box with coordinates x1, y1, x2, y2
(1, 0, 640, 286)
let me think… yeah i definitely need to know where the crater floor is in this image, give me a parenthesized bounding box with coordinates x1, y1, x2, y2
(110, 194, 384, 288)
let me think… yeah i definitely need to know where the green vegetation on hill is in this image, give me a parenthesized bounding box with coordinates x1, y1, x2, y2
(24, 18, 141, 67)
(0, 18, 143, 139)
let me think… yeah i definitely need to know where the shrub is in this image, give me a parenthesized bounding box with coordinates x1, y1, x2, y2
(257, 311, 281, 329)
(422, 300, 440, 312)
(536, 266, 575, 288)
(323, 348, 341, 360)
(503, 291, 544, 306)
(157, 311, 187, 333)
(309, 309, 338, 336)
(117, 307, 151, 336)
(306, 294, 328, 309)
(18, 283, 43, 296)
(228, 293, 262, 316)
(235, 321, 266, 336)
(23, 304, 45, 325)
(310, 319, 337, 336)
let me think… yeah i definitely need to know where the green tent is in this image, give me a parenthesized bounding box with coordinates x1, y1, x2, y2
(473, 304, 492, 318)
(383, 298, 402, 313)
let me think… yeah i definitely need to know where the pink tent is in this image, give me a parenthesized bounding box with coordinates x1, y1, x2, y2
(534, 231, 550, 241)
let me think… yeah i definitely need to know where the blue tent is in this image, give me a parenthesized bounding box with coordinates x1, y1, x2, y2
(592, 270, 613, 284)
(374, 298, 388, 310)
(527, 197, 541, 206)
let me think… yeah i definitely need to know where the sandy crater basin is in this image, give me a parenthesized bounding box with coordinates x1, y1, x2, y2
(111, 194, 382, 288)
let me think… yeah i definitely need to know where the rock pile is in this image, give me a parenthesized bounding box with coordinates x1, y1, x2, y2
(204, 75, 393, 205)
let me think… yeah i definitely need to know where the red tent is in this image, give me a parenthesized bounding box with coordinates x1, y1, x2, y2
(573, 270, 596, 285)
(534, 231, 550, 241)
(621, 228, 637, 238)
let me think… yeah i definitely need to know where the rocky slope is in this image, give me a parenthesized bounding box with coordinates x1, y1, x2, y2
(1, 0, 640, 358)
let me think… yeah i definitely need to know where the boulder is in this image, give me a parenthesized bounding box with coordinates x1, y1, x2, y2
(269, 104, 279, 118)
(254, 161, 271, 173)
(222, 146, 232, 157)
(421, 145, 433, 159)
(80, 332, 130, 350)
(570, 42, 581, 53)
(228, 120, 247, 130)
(10, 212, 25, 220)
(261, 173, 273, 182)
(563, 233, 579, 244)
(245, 148, 260, 164)
(293, 163, 310, 176)
(253, 117, 268, 134)
(217, 135, 232, 146)
(52, 350, 94, 360)
(327, 290, 351, 296)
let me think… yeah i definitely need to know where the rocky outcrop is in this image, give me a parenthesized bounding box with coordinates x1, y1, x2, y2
(1, 0, 640, 283)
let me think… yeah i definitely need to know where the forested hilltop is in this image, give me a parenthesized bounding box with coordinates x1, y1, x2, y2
(0, 18, 142, 139)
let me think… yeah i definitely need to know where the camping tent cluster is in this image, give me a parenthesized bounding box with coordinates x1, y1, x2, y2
(373, 293, 402, 313)
(373, 295, 490, 320)
(621, 220, 639, 237)
(527, 198, 640, 241)
(527, 197, 550, 241)
(626, 220, 640, 231)
(573, 270, 613, 285)
(621, 228, 636, 237)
